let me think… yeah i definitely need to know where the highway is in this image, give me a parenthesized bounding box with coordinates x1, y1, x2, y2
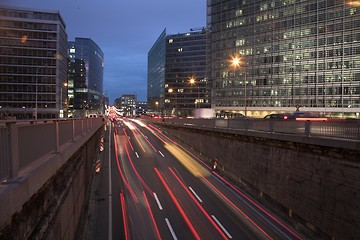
(91, 118, 311, 240)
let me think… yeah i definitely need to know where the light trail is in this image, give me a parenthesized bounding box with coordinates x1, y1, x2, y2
(129, 127, 146, 152)
(135, 126, 158, 152)
(143, 191, 162, 240)
(113, 134, 138, 202)
(154, 168, 201, 240)
(120, 192, 130, 240)
(169, 167, 229, 240)
(201, 175, 273, 240)
(124, 142, 153, 197)
(212, 171, 303, 240)
(149, 123, 302, 239)
(122, 128, 134, 150)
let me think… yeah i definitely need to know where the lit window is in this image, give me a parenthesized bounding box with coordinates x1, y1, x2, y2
(70, 48, 75, 53)
(178, 48, 183, 52)
(235, 9, 243, 16)
(169, 39, 173, 43)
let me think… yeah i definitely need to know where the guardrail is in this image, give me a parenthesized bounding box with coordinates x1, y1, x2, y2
(150, 117, 360, 140)
(0, 118, 104, 182)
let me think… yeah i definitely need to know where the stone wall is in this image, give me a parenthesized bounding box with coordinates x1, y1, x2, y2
(159, 124, 360, 240)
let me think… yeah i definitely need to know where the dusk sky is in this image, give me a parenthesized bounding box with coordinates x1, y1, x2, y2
(3, 0, 207, 103)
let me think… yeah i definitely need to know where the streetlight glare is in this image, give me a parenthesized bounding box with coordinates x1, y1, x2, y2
(189, 77, 196, 85)
(231, 56, 241, 68)
(347, 1, 360, 6)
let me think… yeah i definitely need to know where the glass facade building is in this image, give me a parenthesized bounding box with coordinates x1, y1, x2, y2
(208, 0, 360, 118)
(165, 28, 210, 116)
(148, 29, 166, 114)
(148, 28, 209, 116)
(68, 38, 104, 117)
(0, 6, 68, 119)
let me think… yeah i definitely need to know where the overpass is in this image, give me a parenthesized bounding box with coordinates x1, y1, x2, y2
(0, 118, 104, 239)
(149, 117, 360, 239)
(0, 116, 359, 239)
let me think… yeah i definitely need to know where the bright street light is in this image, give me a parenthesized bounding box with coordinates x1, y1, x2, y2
(231, 55, 247, 117)
(189, 77, 200, 108)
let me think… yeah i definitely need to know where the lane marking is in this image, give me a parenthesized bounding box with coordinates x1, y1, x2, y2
(165, 218, 178, 240)
(135, 152, 139, 158)
(211, 215, 232, 239)
(159, 151, 165, 157)
(188, 186, 203, 203)
(153, 192, 163, 210)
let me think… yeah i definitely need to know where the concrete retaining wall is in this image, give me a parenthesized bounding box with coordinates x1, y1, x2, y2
(0, 127, 102, 239)
(159, 124, 360, 240)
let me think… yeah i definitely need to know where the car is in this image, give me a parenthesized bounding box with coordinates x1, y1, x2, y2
(264, 113, 290, 120)
(287, 111, 325, 120)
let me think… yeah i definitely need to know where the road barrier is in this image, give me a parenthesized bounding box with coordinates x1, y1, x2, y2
(0, 118, 104, 182)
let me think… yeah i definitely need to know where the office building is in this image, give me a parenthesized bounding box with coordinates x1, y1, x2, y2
(148, 28, 209, 116)
(120, 94, 137, 116)
(208, 0, 360, 118)
(68, 38, 104, 117)
(0, 6, 68, 119)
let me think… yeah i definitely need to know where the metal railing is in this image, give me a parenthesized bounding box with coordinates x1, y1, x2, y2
(0, 118, 104, 182)
(150, 117, 360, 140)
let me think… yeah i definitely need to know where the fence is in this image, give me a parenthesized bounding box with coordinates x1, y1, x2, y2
(0, 118, 104, 182)
(150, 117, 360, 140)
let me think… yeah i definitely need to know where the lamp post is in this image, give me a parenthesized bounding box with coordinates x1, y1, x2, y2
(231, 56, 247, 117)
(189, 77, 200, 108)
(155, 101, 159, 115)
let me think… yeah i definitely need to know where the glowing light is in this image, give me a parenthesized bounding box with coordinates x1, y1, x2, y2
(21, 35, 27, 43)
(164, 144, 210, 178)
(348, 0, 360, 6)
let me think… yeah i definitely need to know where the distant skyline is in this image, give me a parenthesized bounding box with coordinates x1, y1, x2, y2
(2, 0, 206, 103)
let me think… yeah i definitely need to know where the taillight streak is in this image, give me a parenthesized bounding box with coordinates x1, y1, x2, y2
(120, 192, 130, 240)
(135, 127, 158, 152)
(142, 191, 162, 240)
(201, 176, 273, 240)
(212, 172, 303, 240)
(113, 133, 138, 202)
(148, 124, 177, 145)
(169, 168, 229, 240)
(150, 127, 302, 240)
(129, 127, 146, 152)
(122, 128, 134, 150)
(154, 168, 201, 240)
(124, 142, 153, 197)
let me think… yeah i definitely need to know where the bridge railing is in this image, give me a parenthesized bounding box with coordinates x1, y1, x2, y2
(150, 117, 360, 140)
(0, 118, 104, 182)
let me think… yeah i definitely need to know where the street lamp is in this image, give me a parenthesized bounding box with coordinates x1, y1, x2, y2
(155, 101, 159, 115)
(189, 77, 200, 108)
(231, 56, 247, 117)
